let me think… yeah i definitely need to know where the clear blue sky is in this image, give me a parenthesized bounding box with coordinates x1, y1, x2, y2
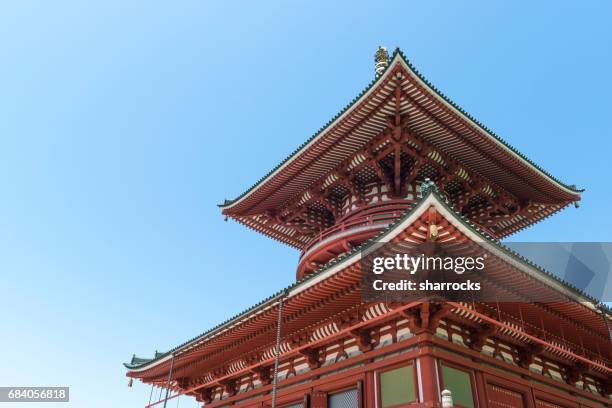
(0, 1, 611, 407)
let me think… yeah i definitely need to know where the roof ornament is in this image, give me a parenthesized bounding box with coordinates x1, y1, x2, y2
(375, 46, 389, 77)
(421, 178, 438, 194)
(428, 207, 439, 241)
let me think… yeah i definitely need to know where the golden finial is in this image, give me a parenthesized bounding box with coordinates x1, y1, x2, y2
(375, 46, 389, 77)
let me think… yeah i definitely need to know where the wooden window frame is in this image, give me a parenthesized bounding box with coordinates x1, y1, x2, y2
(376, 361, 419, 408)
(437, 360, 477, 408)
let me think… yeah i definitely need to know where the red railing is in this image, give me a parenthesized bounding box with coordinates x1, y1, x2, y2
(301, 210, 403, 257)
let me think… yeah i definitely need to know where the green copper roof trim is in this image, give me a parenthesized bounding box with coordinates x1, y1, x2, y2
(128, 186, 602, 372)
(129, 355, 153, 366)
(219, 48, 582, 209)
(126, 351, 167, 368)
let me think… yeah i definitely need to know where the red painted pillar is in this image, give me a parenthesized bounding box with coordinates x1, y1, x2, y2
(365, 371, 375, 408)
(524, 386, 536, 408)
(474, 371, 488, 408)
(418, 354, 439, 406)
(357, 380, 364, 408)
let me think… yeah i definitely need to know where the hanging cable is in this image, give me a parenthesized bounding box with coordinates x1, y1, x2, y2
(162, 354, 176, 408)
(271, 293, 286, 408)
(148, 384, 154, 405)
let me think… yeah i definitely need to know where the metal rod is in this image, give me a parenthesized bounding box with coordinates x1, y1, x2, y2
(162, 354, 176, 408)
(148, 384, 155, 405)
(271, 295, 285, 408)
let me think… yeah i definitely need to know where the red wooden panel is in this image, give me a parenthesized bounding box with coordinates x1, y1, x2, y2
(486, 384, 525, 408)
(311, 391, 328, 408)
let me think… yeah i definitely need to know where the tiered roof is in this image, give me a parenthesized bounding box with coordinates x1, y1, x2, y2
(125, 50, 607, 404)
(220, 49, 582, 247)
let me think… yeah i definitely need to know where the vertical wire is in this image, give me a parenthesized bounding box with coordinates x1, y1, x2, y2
(148, 384, 155, 405)
(162, 354, 176, 408)
(271, 295, 285, 408)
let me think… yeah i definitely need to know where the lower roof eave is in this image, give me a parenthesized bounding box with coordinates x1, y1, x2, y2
(127, 189, 603, 376)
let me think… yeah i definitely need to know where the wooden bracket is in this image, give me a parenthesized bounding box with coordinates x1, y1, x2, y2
(334, 308, 362, 330)
(468, 323, 498, 352)
(298, 347, 321, 370)
(195, 388, 212, 404)
(219, 379, 237, 397)
(350, 328, 374, 353)
(399, 302, 454, 334)
(562, 362, 588, 385)
(250, 366, 271, 385)
(516, 343, 544, 369)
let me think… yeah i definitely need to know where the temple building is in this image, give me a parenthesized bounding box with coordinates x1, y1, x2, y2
(125, 48, 611, 408)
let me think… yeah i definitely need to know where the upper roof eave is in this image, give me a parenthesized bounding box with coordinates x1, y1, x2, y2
(219, 48, 583, 213)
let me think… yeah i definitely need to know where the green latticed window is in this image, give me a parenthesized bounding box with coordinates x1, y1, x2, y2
(380, 365, 416, 408)
(441, 364, 474, 408)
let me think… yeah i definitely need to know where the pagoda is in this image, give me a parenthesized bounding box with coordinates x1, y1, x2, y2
(125, 48, 611, 408)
